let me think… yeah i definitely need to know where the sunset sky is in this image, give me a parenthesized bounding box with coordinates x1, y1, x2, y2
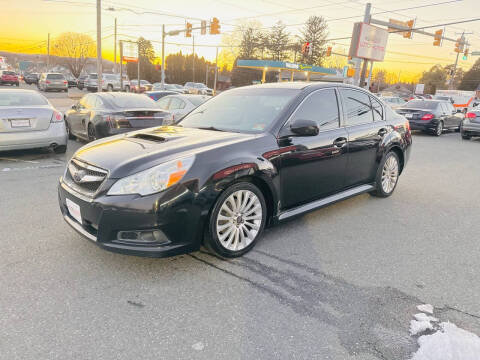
(1, 0, 480, 81)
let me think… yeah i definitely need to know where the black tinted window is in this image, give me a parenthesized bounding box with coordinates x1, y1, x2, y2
(291, 89, 339, 131)
(47, 74, 64, 80)
(371, 96, 383, 121)
(404, 100, 439, 110)
(341, 89, 373, 126)
(110, 94, 157, 108)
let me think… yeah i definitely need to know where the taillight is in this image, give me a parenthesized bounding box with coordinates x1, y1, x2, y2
(405, 120, 410, 131)
(51, 110, 63, 123)
(63, 81, 68, 84)
(46, 80, 51, 84)
(465, 112, 476, 119)
(105, 114, 130, 128)
(421, 113, 434, 121)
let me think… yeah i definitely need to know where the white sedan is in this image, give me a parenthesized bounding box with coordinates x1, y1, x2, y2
(157, 94, 211, 122)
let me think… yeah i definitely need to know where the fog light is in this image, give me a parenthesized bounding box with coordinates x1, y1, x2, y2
(117, 229, 169, 245)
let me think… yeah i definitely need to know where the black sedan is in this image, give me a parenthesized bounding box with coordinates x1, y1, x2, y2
(58, 83, 412, 258)
(64, 92, 173, 141)
(396, 99, 461, 136)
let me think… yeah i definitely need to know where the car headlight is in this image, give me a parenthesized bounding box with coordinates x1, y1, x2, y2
(107, 155, 195, 196)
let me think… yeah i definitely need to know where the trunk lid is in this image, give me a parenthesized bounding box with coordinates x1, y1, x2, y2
(111, 108, 170, 129)
(0, 106, 53, 133)
(396, 108, 434, 121)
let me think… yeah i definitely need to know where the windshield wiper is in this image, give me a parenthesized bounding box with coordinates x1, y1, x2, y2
(197, 126, 225, 132)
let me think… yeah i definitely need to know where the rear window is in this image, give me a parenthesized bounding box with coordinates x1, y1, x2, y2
(89, 74, 98, 79)
(104, 74, 116, 80)
(109, 94, 157, 108)
(404, 100, 439, 110)
(189, 96, 209, 106)
(0, 92, 48, 106)
(47, 74, 65, 80)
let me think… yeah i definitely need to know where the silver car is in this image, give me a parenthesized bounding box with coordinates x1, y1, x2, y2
(0, 89, 67, 153)
(156, 94, 210, 122)
(38, 73, 68, 92)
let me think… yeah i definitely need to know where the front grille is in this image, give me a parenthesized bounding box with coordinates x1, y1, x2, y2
(64, 158, 108, 197)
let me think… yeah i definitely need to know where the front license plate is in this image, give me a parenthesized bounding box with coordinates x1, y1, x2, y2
(405, 113, 413, 119)
(10, 119, 30, 127)
(66, 198, 82, 225)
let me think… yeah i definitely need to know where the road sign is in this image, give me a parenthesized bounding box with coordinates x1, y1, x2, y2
(122, 42, 138, 62)
(415, 84, 425, 95)
(349, 22, 389, 62)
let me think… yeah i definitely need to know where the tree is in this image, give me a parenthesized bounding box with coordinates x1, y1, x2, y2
(266, 21, 290, 61)
(458, 58, 480, 91)
(126, 37, 161, 83)
(420, 65, 447, 94)
(50, 32, 96, 78)
(239, 26, 261, 59)
(299, 16, 328, 66)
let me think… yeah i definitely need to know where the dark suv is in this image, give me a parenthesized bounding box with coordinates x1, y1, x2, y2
(58, 83, 412, 258)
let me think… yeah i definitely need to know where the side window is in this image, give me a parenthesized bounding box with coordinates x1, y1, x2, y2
(439, 103, 448, 114)
(178, 100, 186, 109)
(169, 98, 182, 110)
(371, 96, 383, 121)
(290, 89, 340, 131)
(158, 97, 171, 109)
(340, 89, 373, 126)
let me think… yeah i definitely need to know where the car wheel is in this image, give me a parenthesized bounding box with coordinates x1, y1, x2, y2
(205, 182, 267, 258)
(371, 151, 400, 198)
(53, 145, 67, 154)
(434, 121, 443, 136)
(125, 86, 130, 93)
(87, 123, 97, 141)
(461, 133, 471, 140)
(107, 84, 113, 92)
(65, 119, 75, 140)
(15, 82, 19, 87)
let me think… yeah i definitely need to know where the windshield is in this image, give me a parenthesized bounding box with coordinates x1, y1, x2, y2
(179, 88, 299, 133)
(3, 71, 16, 76)
(109, 94, 157, 108)
(403, 100, 439, 110)
(89, 74, 98, 79)
(0, 92, 48, 106)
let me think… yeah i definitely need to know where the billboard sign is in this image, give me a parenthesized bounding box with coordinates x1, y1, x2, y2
(349, 22, 388, 62)
(122, 42, 138, 62)
(415, 84, 425, 95)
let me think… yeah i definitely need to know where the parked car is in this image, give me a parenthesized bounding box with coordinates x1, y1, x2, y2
(396, 99, 461, 136)
(58, 82, 411, 259)
(145, 90, 179, 101)
(433, 95, 454, 104)
(65, 74, 77, 88)
(64, 92, 173, 141)
(184, 82, 196, 94)
(460, 110, 480, 140)
(381, 96, 406, 110)
(0, 70, 19, 86)
(23, 72, 39, 85)
(38, 73, 68, 92)
(77, 74, 88, 90)
(157, 94, 210, 122)
(0, 89, 67, 153)
(102, 73, 130, 92)
(130, 79, 152, 93)
(172, 84, 188, 93)
(152, 83, 182, 92)
(194, 83, 213, 95)
(85, 73, 99, 92)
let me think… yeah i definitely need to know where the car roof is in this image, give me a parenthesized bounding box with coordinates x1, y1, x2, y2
(240, 81, 365, 91)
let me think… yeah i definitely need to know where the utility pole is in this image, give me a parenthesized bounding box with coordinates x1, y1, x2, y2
(119, 40, 123, 90)
(114, 17, 117, 73)
(96, 0, 102, 92)
(137, 41, 140, 91)
(161, 24, 166, 86)
(450, 32, 464, 90)
(205, 66, 208, 86)
(192, 35, 195, 82)
(47, 33, 50, 71)
(214, 47, 218, 95)
(358, 2, 371, 87)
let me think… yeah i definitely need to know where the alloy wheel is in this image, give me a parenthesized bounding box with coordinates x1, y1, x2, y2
(381, 155, 399, 194)
(216, 190, 262, 252)
(436, 122, 443, 136)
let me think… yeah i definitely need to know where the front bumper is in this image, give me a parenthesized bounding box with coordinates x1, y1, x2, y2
(0, 122, 67, 151)
(58, 179, 204, 257)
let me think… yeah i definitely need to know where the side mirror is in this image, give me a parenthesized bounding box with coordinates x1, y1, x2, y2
(71, 104, 77, 110)
(290, 119, 319, 136)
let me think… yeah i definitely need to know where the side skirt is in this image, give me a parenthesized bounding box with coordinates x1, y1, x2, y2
(276, 184, 375, 221)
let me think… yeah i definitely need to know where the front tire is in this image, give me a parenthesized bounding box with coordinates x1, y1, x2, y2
(53, 145, 67, 154)
(87, 123, 97, 141)
(371, 151, 400, 198)
(205, 182, 267, 258)
(434, 121, 443, 136)
(461, 133, 471, 140)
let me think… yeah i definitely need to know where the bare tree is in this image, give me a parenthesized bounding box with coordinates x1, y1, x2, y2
(239, 26, 261, 59)
(51, 32, 96, 78)
(266, 21, 290, 61)
(300, 16, 328, 66)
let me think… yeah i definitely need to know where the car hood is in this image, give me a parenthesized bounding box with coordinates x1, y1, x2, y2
(73, 126, 257, 178)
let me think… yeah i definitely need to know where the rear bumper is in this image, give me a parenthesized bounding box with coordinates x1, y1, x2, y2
(46, 84, 68, 90)
(0, 80, 18, 84)
(409, 120, 437, 131)
(0, 122, 67, 151)
(462, 122, 480, 135)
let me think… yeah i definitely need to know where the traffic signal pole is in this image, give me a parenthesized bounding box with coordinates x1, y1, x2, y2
(450, 32, 464, 90)
(358, 3, 371, 88)
(161, 24, 166, 86)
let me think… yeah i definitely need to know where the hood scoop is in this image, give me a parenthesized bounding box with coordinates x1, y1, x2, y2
(129, 133, 167, 142)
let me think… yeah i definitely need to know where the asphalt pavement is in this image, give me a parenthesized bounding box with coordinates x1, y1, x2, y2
(1, 86, 480, 359)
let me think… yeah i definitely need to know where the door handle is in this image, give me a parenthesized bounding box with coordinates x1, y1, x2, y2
(333, 137, 347, 147)
(378, 128, 388, 136)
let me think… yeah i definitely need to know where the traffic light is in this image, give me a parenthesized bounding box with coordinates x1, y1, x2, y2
(185, 22, 192, 37)
(301, 42, 310, 55)
(326, 46, 332, 56)
(455, 37, 464, 53)
(201, 20, 207, 35)
(433, 29, 443, 46)
(463, 48, 469, 60)
(403, 19, 415, 39)
(210, 17, 220, 35)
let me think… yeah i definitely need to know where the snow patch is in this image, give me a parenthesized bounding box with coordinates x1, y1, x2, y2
(411, 322, 480, 360)
(417, 304, 434, 314)
(410, 320, 434, 336)
(414, 313, 439, 323)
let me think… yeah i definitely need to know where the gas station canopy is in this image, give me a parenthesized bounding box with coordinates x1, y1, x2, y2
(236, 59, 337, 82)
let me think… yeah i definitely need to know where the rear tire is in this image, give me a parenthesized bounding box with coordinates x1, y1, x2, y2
(65, 119, 75, 140)
(87, 123, 97, 141)
(53, 145, 67, 154)
(107, 84, 113, 92)
(124, 86, 130, 93)
(371, 151, 400, 198)
(434, 121, 443, 136)
(204, 182, 267, 258)
(462, 133, 471, 140)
